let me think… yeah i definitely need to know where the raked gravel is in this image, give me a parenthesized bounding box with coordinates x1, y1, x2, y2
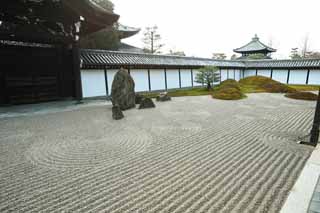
(0, 93, 316, 212)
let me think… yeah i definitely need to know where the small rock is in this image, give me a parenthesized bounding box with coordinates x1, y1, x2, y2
(112, 105, 124, 120)
(135, 94, 144, 104)
(139, 98, 156, 109)
(156, 92, 172, 102)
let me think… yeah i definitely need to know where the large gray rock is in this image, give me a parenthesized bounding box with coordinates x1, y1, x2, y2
(112, 105, 124, 120)
(139, 98, 156, 109)
(135, 94, 144, 104)
(111, 68, 135, 110)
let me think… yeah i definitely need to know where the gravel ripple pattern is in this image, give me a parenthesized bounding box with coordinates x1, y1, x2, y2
(0, 93, 315, 212)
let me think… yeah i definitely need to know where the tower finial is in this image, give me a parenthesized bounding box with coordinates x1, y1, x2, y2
(252, 34, 259, 41)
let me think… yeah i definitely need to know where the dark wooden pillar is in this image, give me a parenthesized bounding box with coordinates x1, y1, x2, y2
(191, 69, 194, 87)
(178, 68, 182, 88)
(72, 42, 83, 101)
(306, 69, 310, 85)
(287, 69, 291, 84)
(219, 68, 222, 83)
(256, 69, 258, 76)
(164, 68, 167, 90)
(310, 88, 320, 146)
(148, 69, 151, 91)
(104, 66, 109, 96)
(270, 69, 273, 79)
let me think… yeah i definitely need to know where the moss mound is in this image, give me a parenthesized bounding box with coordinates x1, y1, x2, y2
(285, 91, 318, 101)
(219, 79, 241, 90)
(212, 79, 246, 100)
(239, 76, 296, 93)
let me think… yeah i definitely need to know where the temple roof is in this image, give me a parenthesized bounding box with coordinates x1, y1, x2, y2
(117, 24, 140, 39)
(234, 35, 276, 53)
(81, 49, 320, 69)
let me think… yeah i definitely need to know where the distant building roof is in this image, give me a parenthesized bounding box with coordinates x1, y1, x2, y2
(117, 24, 140, 39)
(118, 43, 144, 53)
(234, 34, 276, 53)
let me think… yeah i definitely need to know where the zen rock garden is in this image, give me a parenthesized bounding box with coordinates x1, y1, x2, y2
(111, 68, 171, 120)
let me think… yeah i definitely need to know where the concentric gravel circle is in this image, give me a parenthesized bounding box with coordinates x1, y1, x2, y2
(26, 128, 152, 170)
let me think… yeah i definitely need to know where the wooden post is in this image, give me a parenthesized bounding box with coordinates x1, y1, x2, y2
(270, 69, 273, 79)
(256, 69, 258, 76)
(164, 68, 167, 90)
(104, 66, 109, 96)
(287, 69, 291, 84)
(148, 69, 151, 91)
(306, 69, 310, 85)
(219, 68, 222, 83)
(178, 68, 182, 88)
(310, 88, 320, 146)
(191, 69, 194, 87)
(72, 41, 83, 102)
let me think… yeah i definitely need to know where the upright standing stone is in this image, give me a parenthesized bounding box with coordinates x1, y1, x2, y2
(112, 105, 124, 120)
(111, 68, 136, 110)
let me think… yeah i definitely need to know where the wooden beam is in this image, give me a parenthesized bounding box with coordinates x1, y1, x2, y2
(72, 42, 83, 101)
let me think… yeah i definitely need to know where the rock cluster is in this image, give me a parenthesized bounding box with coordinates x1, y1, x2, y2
(112, 105, 124, 120)
(135, 94, 144, 104)
(139, 98, 156, 109)
(156, 92, 172, 102)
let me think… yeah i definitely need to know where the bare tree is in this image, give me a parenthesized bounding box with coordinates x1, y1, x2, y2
(212, 53, 227, 60)
(142, 25, 164, 54)
(301, 34, 310, 58)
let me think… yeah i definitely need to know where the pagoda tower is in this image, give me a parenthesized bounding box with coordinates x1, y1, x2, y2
(234, 34, 276, 59)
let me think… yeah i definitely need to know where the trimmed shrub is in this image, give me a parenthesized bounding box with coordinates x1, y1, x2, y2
(285, 92, 318, 101)
(212, 87, 245, 100)
(219, 79, 241, 90)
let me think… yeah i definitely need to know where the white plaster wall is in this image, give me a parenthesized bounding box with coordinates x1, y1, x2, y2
(81, 69, 106, 98)
(257, 69, 272, 78)
(180, 69, 192, 88)
(244, 69, 256, 78)
(107, 69, 118, 95)
(289, 70, 308, 85)
(309, 70, 320, 85)
(234, 69, 241, 81)
(220, 69, 228, 81)
(150, 69, 166, 90)
(130, 69, 149, 92)
(272, 69, 289, 84)
(166, 69, 180, 89)
(193, 70, 203, 86)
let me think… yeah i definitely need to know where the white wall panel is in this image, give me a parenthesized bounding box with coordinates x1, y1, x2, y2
(244, 69, 256, 78)
(180, 69, 192, 87)
(193, 70, 203, 86)
(309, 70, 320, 85)
(107, 69, 118, 95)
(130, 69, 149, 92)
(234, 69, 241, 81)
(166, 69, 180, 89)
(150, 69, 166, 91)
(81, 69, 106, 98)
(272, 69, 289, 84)
(257, 69, 272, 78)
(288, 70, 308, 85)
(220, 69, 228, 81)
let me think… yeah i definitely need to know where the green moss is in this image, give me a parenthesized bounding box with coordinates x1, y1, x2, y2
(212, 79, 246, 100)
(239, 76, 296, 93)
(285, 91, 318, 101)
(289, 85, 320, 91)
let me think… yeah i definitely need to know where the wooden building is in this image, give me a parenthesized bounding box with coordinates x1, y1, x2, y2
(0, 0, 118, 105)
(234, 34, 276, 59)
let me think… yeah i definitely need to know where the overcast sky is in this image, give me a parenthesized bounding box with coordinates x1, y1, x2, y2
(113, 0, 320, 59)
